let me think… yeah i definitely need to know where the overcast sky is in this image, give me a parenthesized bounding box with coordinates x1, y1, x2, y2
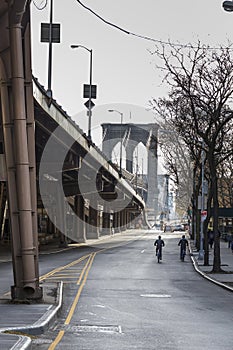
(31, 0, 233, 152)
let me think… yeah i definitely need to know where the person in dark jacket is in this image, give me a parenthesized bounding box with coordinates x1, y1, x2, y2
(178, 235, 188, 260)
(154, 235, 165, 259)
(208, 229, 214, 249)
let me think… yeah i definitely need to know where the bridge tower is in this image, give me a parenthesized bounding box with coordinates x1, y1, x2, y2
(102, 123, 159, 222)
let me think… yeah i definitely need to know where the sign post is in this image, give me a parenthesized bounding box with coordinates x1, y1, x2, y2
(41, 0, 61, 98)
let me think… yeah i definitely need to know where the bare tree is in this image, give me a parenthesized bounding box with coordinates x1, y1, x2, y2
(150, 43, 233, 272)
(159, 125, 193, 214)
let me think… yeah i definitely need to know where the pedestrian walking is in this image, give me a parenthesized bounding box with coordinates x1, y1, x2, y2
(208, 229, 214, 249)
(178, 235, 188, 261)
(227, 234, 233, 248)
(231, 240, 233, 254)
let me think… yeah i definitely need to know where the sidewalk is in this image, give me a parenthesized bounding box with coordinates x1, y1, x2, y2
(0, 242, 66, 350)
(189, 239, 233, 292)
(0, 234, 232, 349)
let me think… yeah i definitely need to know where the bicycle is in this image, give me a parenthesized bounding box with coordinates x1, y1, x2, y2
(154, 236, 165, 263)
(180, 248, 186, 262)
(156, 248, 162, 263)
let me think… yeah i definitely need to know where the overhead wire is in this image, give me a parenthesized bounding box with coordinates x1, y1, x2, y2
(76, 0, 233, 51)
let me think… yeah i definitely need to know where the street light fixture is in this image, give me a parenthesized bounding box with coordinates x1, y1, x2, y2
(108, 109, 123, 177)
(71, 44, 93, 141)
(223, 1, 233, 11)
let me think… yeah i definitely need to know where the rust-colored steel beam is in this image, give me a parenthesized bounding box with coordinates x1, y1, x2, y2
(0, 0, 42, 300)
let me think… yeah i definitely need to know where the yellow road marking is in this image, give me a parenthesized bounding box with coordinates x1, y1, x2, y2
(65, 253, 96, 325)
(48, 330, 64, 350)
(48, 235, 146, 348)
(76, 254, 93, 285)
(48, 252, 96, 348)
(40, 253, 91, 281)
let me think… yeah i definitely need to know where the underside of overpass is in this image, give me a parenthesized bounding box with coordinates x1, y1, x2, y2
(34, 77, 145, 243)
(0, 1, 145, 301)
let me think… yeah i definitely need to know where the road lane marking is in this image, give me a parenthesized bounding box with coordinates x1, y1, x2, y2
(140, 294, 171, 298)
(77, 254, 93, 285)
(48, 330, 64, 350)
(40, 253, 91, 281)
(47, 235, 150, 349)
(65, 253, 95, 325)
(49, 252, 96, 349)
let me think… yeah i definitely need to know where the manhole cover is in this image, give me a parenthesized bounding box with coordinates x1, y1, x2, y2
(33, 339, 53, 344)
(64, 324, 122, 334)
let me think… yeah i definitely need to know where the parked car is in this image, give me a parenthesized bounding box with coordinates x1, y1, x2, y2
(172, 224, 185, 232)
(181, 223, 190, 230)
(164, 225, 172, 232)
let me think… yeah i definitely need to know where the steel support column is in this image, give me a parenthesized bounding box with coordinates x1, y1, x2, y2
(74, 194, 86, 242)
(87, 196, 99, 239)
(120, 210, 126, 231)
(23, 16, 40, 285)
(113, 211, 121, 233)
(0, 2, 42, 299)
(56, 189, 67, 247)
(102, 205, 111, 235)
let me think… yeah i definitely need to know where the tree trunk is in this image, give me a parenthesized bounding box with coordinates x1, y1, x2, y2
(204, 187, 213, 266)
(209, 155, 222, 273)
(204, 221, 209, 266)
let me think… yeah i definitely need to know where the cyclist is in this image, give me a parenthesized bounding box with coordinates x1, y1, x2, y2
(154, 235, 165, 260)
(178, 235, 188, 261)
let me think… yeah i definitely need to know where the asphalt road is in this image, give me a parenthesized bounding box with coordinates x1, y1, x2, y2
(24, 230, 233, 349)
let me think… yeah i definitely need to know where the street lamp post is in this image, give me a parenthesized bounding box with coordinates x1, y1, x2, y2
(71, 45, 93, 140)
(108, 109, 123, 177)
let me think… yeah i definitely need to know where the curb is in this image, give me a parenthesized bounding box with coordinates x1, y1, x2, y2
(0, 281, 63, 350)
(188, 242, 233, 293)
(9, 335, 31, 350)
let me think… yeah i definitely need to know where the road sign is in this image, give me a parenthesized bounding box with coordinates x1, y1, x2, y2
(201, 210, 207, 221)
(83, 84, 97, 99)
(41, 23, 61, 43)
(84, 99, 95, 110)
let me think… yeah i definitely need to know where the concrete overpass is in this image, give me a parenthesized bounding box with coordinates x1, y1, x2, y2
(0, 1, 145, 301)
(34, 76, 145, 242)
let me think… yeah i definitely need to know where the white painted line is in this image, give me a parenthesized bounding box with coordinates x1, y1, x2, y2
(94, 304, 106, 308)
(141, 250, 145, 253)
(140, 294, 171, 298)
